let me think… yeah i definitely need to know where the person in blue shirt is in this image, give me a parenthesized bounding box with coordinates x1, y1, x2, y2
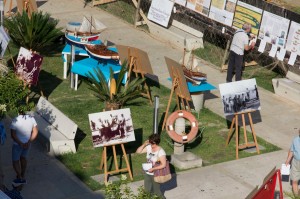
(286, 128, 300, 196)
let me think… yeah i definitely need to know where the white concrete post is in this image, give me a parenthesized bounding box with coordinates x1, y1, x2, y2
(174, 117, 185, 155)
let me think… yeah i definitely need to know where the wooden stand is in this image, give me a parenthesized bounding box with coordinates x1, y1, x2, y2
(25, 82, 44, 103)
(92, 0, 116, 6)
(100, 143, 133, 184)
(226, 111, 260, 159)
(162, 57, 192, 130)
(3, 0, 13, 16)
(16, 0, 37, 16)
(127, 52, 153, 105)
(132, 0, 148, 27)
(162, 76, 191, 131)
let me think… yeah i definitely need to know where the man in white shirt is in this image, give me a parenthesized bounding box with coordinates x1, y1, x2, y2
(10, 108, 38, 186)
(226, 23, 256, 82)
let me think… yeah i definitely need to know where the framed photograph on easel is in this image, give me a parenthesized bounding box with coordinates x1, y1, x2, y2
(219, 78, 261, 116)
(88, 108, 135, 148)
(15, 47, 43, 86)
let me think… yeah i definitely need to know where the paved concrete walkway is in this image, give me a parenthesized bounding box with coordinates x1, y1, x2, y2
(1, 0, 300, 198)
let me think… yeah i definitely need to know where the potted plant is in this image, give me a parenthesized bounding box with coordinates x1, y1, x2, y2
(85, 61, 145, 110)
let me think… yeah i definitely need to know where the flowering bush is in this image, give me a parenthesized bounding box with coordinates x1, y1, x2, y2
(105, 174, 162, 199)
(0, 71, 32, 115)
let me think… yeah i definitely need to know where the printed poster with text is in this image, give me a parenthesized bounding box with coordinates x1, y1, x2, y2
(175, 0, 187, 6)
(286, 21, 300, 55)
(209, 0, 237, 26)
(258, 11, 290, 46)
(232, 1, 262, 35)
(186, 0, 211, 16)
(148, 0, 174, 27)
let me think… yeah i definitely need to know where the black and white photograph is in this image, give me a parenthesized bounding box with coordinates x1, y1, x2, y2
(88, 108, 135, 147)
(219, 78, 261, 116)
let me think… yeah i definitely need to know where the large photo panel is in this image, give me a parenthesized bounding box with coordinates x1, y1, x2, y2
(232, 1, 263, 35)
(286, 21, 300, 55)
(258, 11, 290, 46)
(209, 0, 236, 26)
(219, 79, 261, 116)
(88, 108, 135, 147)
(186, 0, 211, 16)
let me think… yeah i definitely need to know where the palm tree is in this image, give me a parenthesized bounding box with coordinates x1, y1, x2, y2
(85, 61, 145, 110)
(4, 11, 63, 53)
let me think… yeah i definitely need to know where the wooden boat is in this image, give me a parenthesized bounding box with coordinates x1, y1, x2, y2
(85, 44, 119, 60)
(181, 48, 207, 83)
(183, 66, 207, 81)
(66, 16, 107, 42)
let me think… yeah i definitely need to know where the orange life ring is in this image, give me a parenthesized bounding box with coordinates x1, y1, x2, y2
(166, 110, 198, 143)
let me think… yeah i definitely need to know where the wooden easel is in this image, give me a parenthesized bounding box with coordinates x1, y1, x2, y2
(99, 143, 133, 184)
(92, 0, 116, 6)
(16, 0, 37, 16)
(3, 0, 13, 16)
(162, 57, 193, 130)
(161, 75, 191, 130)
(25, 82, 45, 104)
(226, 110, 260, 159)
(127, 50, 153, 105)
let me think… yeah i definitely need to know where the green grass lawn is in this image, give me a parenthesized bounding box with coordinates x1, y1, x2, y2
(3, 41, 280, 191)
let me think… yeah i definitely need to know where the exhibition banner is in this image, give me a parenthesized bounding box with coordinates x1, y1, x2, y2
(286, 21, 300, 55)
(258, 11, 290, 46)
(186, 0, 211, 16)
(175, 0, 187, 6)
(148, 0, 174, 27)
(233, 1, 262, 35)
(209, 0, 236, 26)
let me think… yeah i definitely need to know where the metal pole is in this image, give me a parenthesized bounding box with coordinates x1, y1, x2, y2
(153, 95, 159, 134)
(0, 0, 3, 26)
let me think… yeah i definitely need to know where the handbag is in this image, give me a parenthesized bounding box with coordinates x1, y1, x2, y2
(153, 151, 171, 183)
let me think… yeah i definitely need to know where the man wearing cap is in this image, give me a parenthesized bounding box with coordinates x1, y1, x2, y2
(226, 23, 256, 82)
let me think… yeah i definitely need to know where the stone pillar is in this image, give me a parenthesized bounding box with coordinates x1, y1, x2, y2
(191, 92, 204, 113)
(174, 117, 185, 155)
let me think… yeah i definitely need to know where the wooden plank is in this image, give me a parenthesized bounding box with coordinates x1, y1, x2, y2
(131, 0, 149, 24)
(93, 0, 116, 6)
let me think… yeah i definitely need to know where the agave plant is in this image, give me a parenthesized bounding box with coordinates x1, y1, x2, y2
(85, 61, 145, 109)
(4, 11, 63, 53)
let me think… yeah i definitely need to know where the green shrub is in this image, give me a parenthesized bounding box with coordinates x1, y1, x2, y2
(105, 174, 162, 199)
(4, 11, 63, 53)
(0, 71, 32, 115)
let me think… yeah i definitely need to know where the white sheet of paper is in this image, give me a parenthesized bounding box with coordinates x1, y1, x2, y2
(258, 40, 267, 53)
(269, 45, 277, 57)
(288, 52, 298, 66)
(281, 164, 290, 175)
(276, 48, 286, 61)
